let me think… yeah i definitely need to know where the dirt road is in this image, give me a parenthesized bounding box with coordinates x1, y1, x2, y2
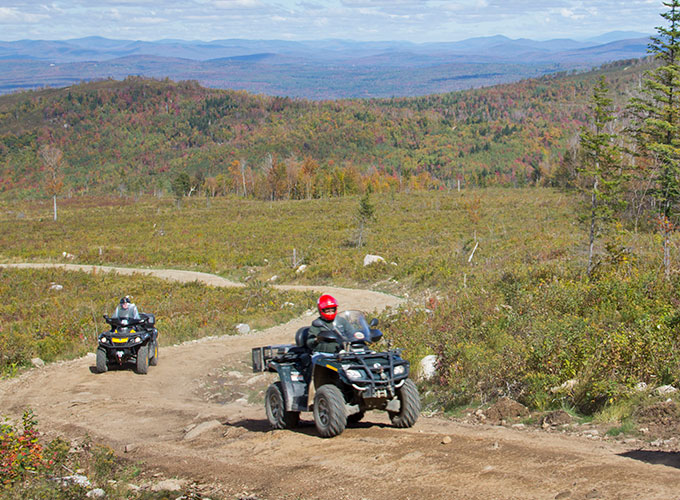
(1, 264, 679, 500)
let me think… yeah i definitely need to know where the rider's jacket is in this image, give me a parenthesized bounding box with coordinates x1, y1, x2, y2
(306, 315, 351, 353)
(113, 303, 140, 321)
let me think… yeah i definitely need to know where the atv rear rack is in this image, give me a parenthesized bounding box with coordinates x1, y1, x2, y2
(252, 344, 299, 372)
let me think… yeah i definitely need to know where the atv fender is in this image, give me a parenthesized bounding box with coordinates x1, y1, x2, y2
(273, 363, 309, 412)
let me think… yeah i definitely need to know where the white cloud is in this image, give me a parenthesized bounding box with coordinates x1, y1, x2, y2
(212, 0, 263, 8)
(131, 16, 168, 24)
(0, 7, 48, 23)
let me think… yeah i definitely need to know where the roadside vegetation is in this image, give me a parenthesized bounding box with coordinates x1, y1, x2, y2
(0, 409, 226, 499)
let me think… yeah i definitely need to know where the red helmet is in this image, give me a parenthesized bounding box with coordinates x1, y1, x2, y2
(317, 294, 338, 321)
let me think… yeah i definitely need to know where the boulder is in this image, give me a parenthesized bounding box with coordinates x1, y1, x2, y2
(235, 323, 251, 335)
(152, 479, 187, 492)
(363, 254, 386, 266)
(31, 358, 45, 368)
(295, 264, 307, 274)
(86, 489, 105, 498)
(419, 355, 437, 380)
(183, 420, 222, 441)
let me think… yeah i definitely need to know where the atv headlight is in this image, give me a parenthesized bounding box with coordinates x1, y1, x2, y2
(344, 369, 364, 380)
(394, 365, 405, 376)
(99, 337, 107, 344)
(134, 337, 141, 343)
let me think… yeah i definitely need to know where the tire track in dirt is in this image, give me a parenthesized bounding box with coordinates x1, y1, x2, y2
(2, 263, 680, 500)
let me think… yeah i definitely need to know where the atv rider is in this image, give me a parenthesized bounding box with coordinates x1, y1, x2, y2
(306, 294, 351, 354)
(113, 295, 140, 321)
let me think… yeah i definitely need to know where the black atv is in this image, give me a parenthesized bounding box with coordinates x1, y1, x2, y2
(252, 310, 420, 438)
(95, 314, 159, 374)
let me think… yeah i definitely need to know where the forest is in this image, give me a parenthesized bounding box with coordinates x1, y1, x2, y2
(0, 57, 648, 201)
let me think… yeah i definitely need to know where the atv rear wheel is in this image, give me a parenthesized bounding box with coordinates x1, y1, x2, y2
(136, 344, 149, 374)
(389, 378, 420, 428)
(265, 382, 300, 429)
(149, 340, 159, 366)
(95, 347, 108, 373)
(313, 384, 347, 438)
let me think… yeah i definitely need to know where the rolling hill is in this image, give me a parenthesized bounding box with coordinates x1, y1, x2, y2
(0, 33, 650, 99)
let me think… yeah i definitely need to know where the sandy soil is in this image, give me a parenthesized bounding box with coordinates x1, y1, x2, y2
(1, 263, 680, 500)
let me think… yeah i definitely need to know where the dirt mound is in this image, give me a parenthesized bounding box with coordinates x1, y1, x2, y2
(484, 397, 529, 424)
(634, 400, 680, 439)
(541, 409, 573, 428)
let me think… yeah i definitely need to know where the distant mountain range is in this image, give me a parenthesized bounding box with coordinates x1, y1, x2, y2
(0, 32, 651, 99)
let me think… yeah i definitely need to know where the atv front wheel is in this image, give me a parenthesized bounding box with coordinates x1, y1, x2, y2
(313, 384, 347, 438)
(136, 344, 149, 374)
(95, 347, 108, 373)
(149, 340, 159, 366)
(389, 378, 420, 428)
(265, 382, 300, 429)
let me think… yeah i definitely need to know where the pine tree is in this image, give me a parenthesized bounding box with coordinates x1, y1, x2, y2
(355, 190, 376, 248)
(579, 76, 624, 276)
(627, 0, 680, 278)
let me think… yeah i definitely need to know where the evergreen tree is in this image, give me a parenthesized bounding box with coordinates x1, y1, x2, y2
(627, 0, 680, 278)
(355, 190, 376, 248)
(579, 76, 624, 276)
(171, 172, 191, 208)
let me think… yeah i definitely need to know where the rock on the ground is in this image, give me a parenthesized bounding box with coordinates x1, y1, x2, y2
(363, 254, 386, 266)
(152, 478, 187, 492)
(655, 385, 678, 395)
(419, 355, 437, 380)
(183, 420, 223, 441)
(31, 358, 45, 368)
(235, 323, 251, 335)
(60, 474, 91, 487)
(86, 488, 106, 498)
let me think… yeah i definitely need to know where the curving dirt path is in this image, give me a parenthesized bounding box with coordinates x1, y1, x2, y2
(2, 263, 680, 500)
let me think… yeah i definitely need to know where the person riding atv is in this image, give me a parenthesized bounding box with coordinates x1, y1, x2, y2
(95, 296, 158, 374)
(252, 296, 420, 437)
(113, 295, 140, 321)
(306, 294, 351, 353)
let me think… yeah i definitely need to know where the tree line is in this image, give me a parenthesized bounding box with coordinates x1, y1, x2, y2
(576, 0, 680, 279)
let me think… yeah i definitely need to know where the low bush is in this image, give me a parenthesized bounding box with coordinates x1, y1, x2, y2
(382, 262, 680, 415)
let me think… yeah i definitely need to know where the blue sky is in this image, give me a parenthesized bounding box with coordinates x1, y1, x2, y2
(0, 0, 665, 42)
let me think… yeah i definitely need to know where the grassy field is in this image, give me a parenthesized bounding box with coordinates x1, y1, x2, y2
(2, 188, 680, 418)
(0, 189, 583, 291)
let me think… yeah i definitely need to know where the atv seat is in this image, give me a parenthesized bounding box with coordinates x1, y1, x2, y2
(295, 327, 310, 348)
